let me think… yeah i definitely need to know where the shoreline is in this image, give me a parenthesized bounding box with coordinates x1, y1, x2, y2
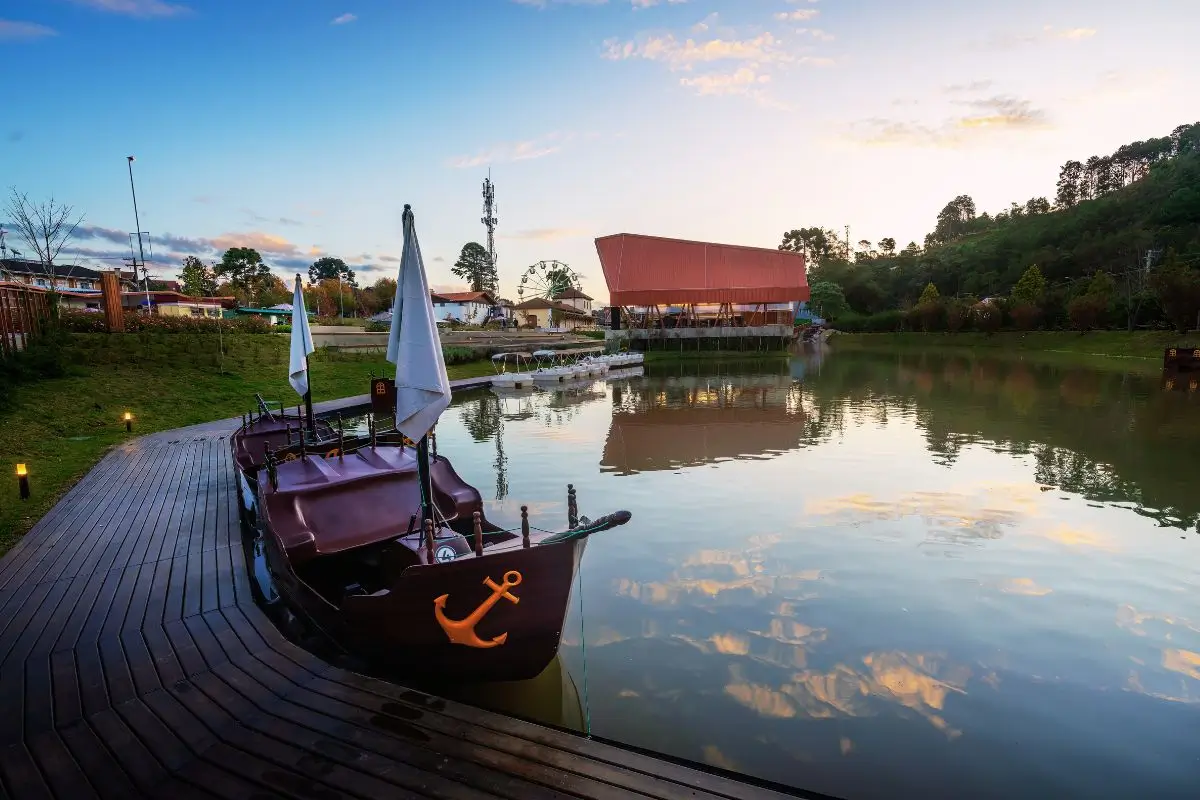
(831, 330, 1186, 365)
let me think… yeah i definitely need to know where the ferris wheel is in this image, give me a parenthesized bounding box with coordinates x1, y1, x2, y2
(516, 260, 583, 302)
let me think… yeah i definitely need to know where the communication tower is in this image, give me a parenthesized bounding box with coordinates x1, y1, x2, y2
(482, 171, 498, 287)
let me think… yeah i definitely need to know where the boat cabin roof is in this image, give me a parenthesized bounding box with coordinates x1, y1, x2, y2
(492, 351, 533, 360)
(260, 446, 486, 566)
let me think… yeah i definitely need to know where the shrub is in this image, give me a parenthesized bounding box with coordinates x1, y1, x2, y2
(915, 300, 944, 332)
(1009, 303, 1042, 331)
(835, 310, 907, 332)
(1067, 294, 1108, 331)
(58, 311, 271, 334)
(972, 301, 1002, 333)
(364, 321, 389, 333)
(944, 300, 971, 332)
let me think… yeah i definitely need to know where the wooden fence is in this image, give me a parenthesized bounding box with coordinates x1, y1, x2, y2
(0, 283, 53, 361)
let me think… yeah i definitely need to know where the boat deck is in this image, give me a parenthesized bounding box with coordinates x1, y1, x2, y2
(0, 398, 822, 799)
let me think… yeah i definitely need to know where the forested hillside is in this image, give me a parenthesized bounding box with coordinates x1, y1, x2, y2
(783, 121, 1200, 332)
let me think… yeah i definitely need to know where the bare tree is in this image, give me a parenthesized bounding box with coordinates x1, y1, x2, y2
(4, 188, 85, 289)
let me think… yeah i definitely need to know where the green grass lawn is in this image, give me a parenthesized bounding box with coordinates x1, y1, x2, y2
(833, 330, 1187, 362)
(0, 338, 494, 553)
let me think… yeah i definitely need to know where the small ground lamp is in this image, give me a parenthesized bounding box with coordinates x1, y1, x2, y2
(124, 411, 133, 432)
(16, 464, 29, 501)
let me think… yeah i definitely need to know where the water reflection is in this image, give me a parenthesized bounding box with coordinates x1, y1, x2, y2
(413, 351, 1200, 799)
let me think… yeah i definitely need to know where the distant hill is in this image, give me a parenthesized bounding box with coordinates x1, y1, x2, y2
(785, 122, 1200, 329)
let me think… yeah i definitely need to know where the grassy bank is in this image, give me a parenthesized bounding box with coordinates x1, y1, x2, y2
(833, 330, 1186, 362)
(642, 350, 790, 362)
(0, 333, 493, 552)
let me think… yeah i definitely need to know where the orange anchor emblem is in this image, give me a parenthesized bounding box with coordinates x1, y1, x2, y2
(434, 570, 522, 648)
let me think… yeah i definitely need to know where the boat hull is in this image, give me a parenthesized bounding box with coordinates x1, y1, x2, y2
(262, 527, 587, 682)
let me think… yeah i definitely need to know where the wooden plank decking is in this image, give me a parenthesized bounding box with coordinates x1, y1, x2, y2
(0, 401, 824, 799)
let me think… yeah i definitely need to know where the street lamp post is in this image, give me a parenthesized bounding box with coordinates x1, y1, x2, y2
(126, 156, 151, 315)
(338, 272, 344, 319)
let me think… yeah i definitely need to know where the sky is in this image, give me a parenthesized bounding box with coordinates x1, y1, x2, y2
(1, 0, 1196, 303)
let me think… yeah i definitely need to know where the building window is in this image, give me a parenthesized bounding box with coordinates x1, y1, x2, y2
(190, 307, 204, 317)
(207, 309, 220, 318)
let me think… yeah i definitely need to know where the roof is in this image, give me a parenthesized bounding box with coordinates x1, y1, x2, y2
(552, 287, 593, 301)
(594, 233, 809, 306)
(121, 291, 236, 307)
(512, 298, 592, 318)
(432, 290, 497, 304)
(0, 258, 107, 281)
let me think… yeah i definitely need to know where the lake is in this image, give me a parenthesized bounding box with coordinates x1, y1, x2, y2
(401, 348, 1200, 799)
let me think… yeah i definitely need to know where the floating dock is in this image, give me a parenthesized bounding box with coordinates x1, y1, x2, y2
(0, 391, 824, 799)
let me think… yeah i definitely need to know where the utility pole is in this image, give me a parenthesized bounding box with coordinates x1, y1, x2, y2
(126, 156, 152, 314)
(845, 225, 851, 260)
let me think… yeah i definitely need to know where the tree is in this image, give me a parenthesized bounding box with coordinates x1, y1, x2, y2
(214, 247, 273, 306)
(915, 282, 942, 331)
(179, 256, 217, 297)
(931, 195, 976, 244)
(1011, 264, 1046, 307)
(1055, 160, 1084, 208)
(1025, 197, 1051, 215)
(779, 227, 842, 265)
(308, 256, 356, 288)
(1148, 250, 1200, 333)
(3, 188, 85, 286)
(258, 275, 291, 308)
(308, 278, 353, 318)
(878, 238, 896, 255)
(451, 242, 497, 293)
(808, 280, 849, 320)
(1086, 270, 1116, 302)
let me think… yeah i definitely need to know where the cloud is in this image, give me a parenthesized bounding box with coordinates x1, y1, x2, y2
(944, 80, 994, 94)
(67, 0, 190, 18)
(378, 255, 401, 263)
(775, 9, 818, 21)
(846, 95, 1050, 148)
(690, 12, 717, 33)
(0, 20, 57, 40)
(976, 24, 1097, 50)
(602, 10, 835, 108)
(432, 256, 446, 263)
(331, 13, 357, 25)
(679, 66, 769, 96)
(501, 227, 590, 241)
(1047, 25, 1096, 40)
(242, 208, 305, 227)
(603, 31, 793, 70)
(631, 0, 690, 7)
(448, 132, 571, 168)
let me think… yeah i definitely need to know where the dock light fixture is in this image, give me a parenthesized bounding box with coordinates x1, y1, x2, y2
(16, 464, 29, 500)
(124, 411, 133, 432)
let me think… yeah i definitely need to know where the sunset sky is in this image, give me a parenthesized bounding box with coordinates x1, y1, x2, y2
(1, 0, 1194, 302)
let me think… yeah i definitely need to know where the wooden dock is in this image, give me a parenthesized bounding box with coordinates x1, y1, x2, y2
(0, 401, 824, 798)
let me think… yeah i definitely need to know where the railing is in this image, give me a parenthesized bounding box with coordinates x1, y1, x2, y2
(0, 283, 53, 361)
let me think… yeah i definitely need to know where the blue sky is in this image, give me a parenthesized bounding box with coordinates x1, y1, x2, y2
(1, 0, 1195, 301)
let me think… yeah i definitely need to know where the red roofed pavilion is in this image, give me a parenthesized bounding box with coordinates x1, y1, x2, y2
(595, 233, 809, 306)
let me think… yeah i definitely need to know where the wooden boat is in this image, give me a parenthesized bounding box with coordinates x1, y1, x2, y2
(245, 407, 629, 682)
(236, 203, 630, 682)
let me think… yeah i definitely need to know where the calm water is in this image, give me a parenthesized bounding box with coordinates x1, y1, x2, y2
(413, 350, 1199, 799)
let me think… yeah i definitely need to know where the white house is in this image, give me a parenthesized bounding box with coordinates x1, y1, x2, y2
(431, 290, 501, 324)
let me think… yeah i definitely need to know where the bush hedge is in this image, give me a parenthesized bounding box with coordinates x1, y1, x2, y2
(58, 311, 272, 334)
